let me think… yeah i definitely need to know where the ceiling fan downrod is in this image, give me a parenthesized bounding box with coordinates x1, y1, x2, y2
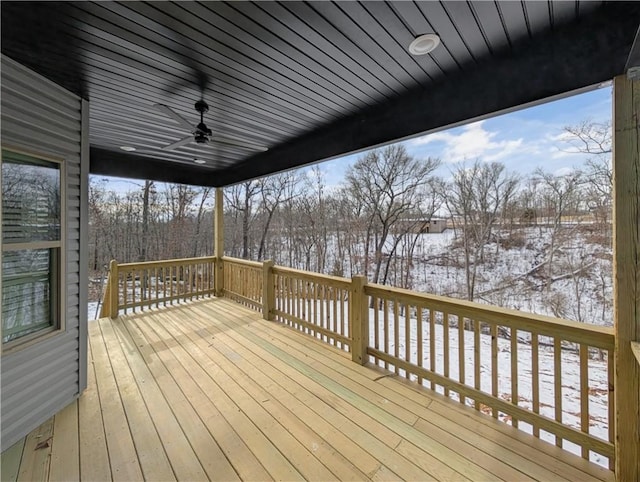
(194, 100, 212, 143)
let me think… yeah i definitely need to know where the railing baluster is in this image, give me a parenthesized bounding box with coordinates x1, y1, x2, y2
(417, 307, 423, 386)
(319, 284, 325, 341)
(123, 270, 128, 314)
(169, 265, 174, 304)
(281, 274, 286, 321)
(209, 260, 213, 295)
(491, 323, 498, 419)
(608, 348, 615, 470)
(511, 327, 519, 428)
(306, 281, 312, 335)
(132, 269, 137, 313)
(311, 282, 317, 337)
(394, 299, 400, 375)
(192, 263, 196, 300)
(384, 298, 389, 370)
(474, 318, 480, 411)
(287, 275, 293, 326)
(340, 287, 345, 342)
(532, 333, 540, 437)
(335, 286, 340, 347)
(405, 302, 411, 379)
(554, 338, 563, 448)
(296, 278, 301, 329)
(580, 343, 589, 459)
(374, 296, 379, 354)
(287, 275, 292, 326)
(459, 314, 465, 404)
(443, 311, 449, 397)
(429, 309, 435, 390)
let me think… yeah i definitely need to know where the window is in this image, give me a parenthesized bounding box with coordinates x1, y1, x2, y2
(1, 150, 63, 346)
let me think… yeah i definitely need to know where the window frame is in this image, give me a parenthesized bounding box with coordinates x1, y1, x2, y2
(0, 146, 66, 353)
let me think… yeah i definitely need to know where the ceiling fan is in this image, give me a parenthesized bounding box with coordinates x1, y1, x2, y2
(153, 100, 268, 152)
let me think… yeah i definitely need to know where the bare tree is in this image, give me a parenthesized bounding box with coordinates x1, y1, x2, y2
(139, 180, 155, 262)
(224, 181, 260, 259)
(562, 120, 611, 156)
(444, 161, 519, 301)
(256, 172, 298, 260)
(534, 168, 583, 289)
(192, 187, 213, 257)
(346, 145, 440, 285)
(562, 120, 612, 230)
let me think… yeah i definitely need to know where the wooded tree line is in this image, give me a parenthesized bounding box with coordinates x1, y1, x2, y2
(89, 121, 612, 309)
(89, 180, 215, 271)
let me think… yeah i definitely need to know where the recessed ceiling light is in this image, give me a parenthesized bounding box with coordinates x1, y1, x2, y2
(194, 159, 206, 165)
(408, 34, 440, 56)
(119, 146, 136, 152)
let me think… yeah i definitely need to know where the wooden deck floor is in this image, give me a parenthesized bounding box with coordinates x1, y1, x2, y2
(3, 298, 614, 481)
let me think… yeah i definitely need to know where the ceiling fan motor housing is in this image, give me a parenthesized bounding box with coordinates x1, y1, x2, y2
(195, 100, 209, 113)
(194, 131, 209, 144)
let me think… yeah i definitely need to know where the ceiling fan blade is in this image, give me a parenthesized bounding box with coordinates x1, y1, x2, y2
(153, 103, 193, 131)
(212, 135, 269, 152)
(163, 135, 193, 150)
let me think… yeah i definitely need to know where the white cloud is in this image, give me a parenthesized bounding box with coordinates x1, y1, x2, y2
(550, 149, 575, 160)
(409, 121, 525, 163)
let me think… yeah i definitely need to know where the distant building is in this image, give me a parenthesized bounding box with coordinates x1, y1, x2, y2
(425, 218, 448, 233)
(394, 218, 448, 234)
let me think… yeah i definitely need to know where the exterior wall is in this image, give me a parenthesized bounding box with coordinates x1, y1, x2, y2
(0, 56, 88, 450)
(427, 220, 447, 234)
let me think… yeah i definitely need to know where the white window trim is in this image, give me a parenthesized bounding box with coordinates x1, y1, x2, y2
(0, 146, 67, 354)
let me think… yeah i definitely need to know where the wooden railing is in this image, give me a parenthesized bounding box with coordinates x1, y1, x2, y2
(101, 255, 615, 465)
(221, 257, 263, 311)
(364, 283, 615, 467)
(100, 256, 216, 317)
(272, 266, 352, 351)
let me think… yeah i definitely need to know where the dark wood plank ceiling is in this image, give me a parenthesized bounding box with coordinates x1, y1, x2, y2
(2, 1, 639, 187)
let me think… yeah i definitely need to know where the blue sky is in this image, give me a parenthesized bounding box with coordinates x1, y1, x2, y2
(96, 84, 612, 191)
(313, 83, 612, 187)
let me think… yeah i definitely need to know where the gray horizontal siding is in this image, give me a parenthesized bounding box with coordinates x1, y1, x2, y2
(1, 55, 86, 451)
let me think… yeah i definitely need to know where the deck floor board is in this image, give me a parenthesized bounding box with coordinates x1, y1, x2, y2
(4, 298, 615, 481)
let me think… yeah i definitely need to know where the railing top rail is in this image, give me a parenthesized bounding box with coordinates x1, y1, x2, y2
(366, 283, 614, 349)
(118, 256, 217, 269)
(221, 256, 263, 269)
(272, 265, 352, 288)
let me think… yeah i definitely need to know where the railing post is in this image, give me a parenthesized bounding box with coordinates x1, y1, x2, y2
(351, 275, 369, 365)
(613, 73, 640, 480)
(262, 260, 275, 320)
(214, 257, 224, 298)
(109, 259, 118, 319)
(214, 187, 225, 297)
(99, 276, 111, 318)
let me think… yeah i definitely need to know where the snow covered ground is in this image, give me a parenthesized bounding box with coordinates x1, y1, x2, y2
(389, 226, 613, 327)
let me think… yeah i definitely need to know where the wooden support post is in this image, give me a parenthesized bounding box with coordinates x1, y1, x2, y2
(214, 187, 224, 297)
(99, 279, 111, 318)
(613, 73, 640, 481)
(351, 275, 369, 365)
(109, 260, 118, 319)
(262, 260, 275, 320)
